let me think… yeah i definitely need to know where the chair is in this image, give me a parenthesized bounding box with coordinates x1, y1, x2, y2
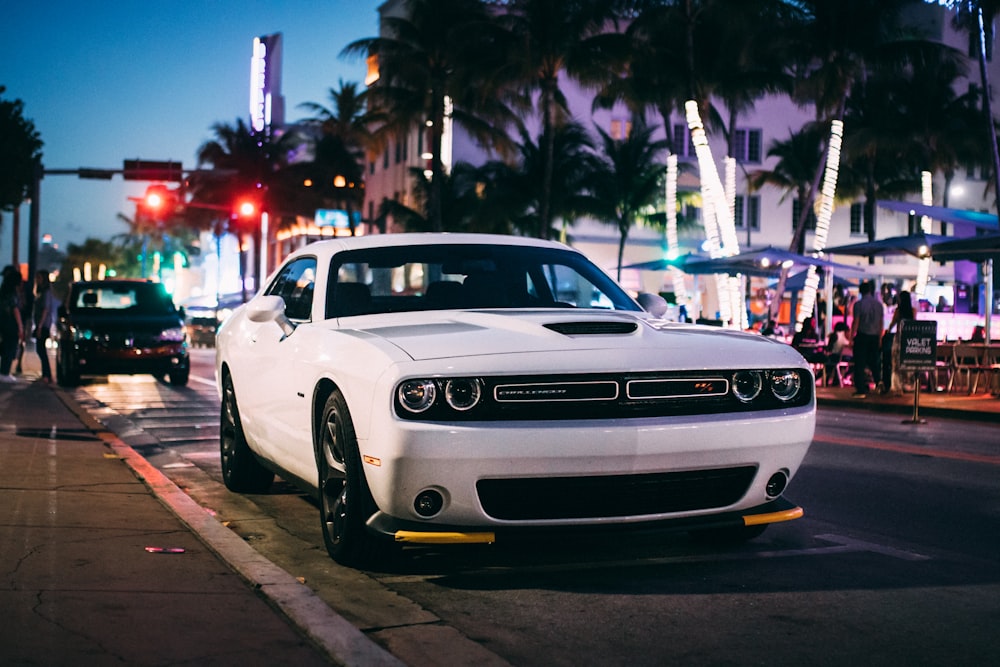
(931, 342, 954, 392)
(331, 282, 372, 317)
(424, 280, 464, 310)
(462, 273, 509, 308)
(948, 343, 988, 394)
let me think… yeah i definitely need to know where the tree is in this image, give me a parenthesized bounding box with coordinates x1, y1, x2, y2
(940, 0, 1000, 207)
(494, 0, 623, 239)
(298, 80, 371, 234)
(0, 89, 44, 263)
(342, 0, 515, 233)
(478, 121, 602, 239)
(587, 116, 669, 280)
(190, 118, 297, 298)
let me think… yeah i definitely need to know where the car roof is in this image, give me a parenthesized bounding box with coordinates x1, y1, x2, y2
(285, 233, 576, 260)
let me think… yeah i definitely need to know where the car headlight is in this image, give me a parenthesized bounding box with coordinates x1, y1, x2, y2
(731, 370, 763, 403)
(769, 370, 802, 402)
(158, 327, 187, 343)
(398, 379, 437, 413)
(444, 378, 483, 411)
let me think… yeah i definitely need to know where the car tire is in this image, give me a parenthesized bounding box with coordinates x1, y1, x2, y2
(56, 349, 79, 387)
(220, 374, 274, 493)
(169, 367, 190, 386)
(689, 523, 768, 545)
(318, 390, 385, 567)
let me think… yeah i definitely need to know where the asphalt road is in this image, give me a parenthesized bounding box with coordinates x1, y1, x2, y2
(67, 349, 1000, 667)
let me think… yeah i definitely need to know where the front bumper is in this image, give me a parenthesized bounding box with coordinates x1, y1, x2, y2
(360, 406, 815, 530)
(68, 343, 189, 376)
(372, 497, 805, 545)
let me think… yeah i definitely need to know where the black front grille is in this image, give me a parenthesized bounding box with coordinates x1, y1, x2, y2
(477, 466, 757, 520)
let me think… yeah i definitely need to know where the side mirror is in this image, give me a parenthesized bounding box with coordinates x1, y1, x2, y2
(636, 292, 668, 318)
(247, 295, 296, 337)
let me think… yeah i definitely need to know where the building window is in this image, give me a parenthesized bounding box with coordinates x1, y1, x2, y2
(792, 199, 817, 231)
(734, 128, 763, 164)
(746, 194, 760, 230)
(733, 195, 760, 230)
(383, 149, 389, 169)
(395, 141, 402, 164)
(850, 202, 863, 235)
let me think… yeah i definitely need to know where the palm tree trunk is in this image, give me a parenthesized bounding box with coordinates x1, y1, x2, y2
(429, 87, 446, 233)
(976, 7, 1000, 209)
(539, 82, 557, 240)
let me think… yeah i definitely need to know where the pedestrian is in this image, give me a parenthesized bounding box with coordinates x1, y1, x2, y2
(792, 317, 824, 364)
(32, 270, 60, 383)
(849, 280, 884, 396)
(824, 321, 850, 386)
(0, 267, 25, 382)
(885, 290, 915, 394)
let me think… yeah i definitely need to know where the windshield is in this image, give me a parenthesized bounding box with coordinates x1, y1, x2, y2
(326, 244, 639, 318)
(70, 282, 178, 316)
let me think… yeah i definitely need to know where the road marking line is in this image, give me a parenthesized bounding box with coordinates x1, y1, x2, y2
(813, 434, 1000, 466)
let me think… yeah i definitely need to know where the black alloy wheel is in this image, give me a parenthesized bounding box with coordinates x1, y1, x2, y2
(220, 373, 274, 493)
(318, 390, 384, 567)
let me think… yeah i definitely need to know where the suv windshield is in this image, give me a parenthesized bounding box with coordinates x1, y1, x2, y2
(70, 282, 177, 316)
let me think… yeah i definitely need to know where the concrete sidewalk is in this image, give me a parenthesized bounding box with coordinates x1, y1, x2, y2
(0, 351, 402, 666)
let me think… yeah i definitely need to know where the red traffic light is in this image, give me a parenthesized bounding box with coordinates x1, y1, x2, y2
(139, 184, 180, 220)
(237, 200, 257, 217)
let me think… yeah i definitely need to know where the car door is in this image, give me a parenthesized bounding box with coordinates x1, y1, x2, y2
(235, 257, 318, 476)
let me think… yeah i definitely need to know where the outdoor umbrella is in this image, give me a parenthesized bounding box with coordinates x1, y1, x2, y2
(824, 232, 951, 258)
(621, 253, 705, 271)
(929, 232, 1000, 261)
(877, 200, 999, 231)
(675, 246, 864, 277)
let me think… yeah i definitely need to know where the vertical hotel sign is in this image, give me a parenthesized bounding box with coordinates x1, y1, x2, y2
(250, 33, 284, 132)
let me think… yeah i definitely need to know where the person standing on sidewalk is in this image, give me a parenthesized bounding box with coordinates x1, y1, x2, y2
(885, 289, 915, 394)
(0, 267, 25, 382)
(32, 270, 60, 383)
(849, 280, 884, 396)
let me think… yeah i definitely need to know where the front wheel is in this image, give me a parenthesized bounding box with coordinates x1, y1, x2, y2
(220, 374, 274, 493)
(318, 390, 384, 567)
(55, 347, 79, 387)
(169, 366, 190, 386)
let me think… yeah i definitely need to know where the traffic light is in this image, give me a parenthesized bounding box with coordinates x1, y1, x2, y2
(236, 199, 258, 218)
(139, 184, 181, 221)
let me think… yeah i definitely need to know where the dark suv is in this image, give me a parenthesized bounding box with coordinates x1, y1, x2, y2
(56, 279, 190, 386)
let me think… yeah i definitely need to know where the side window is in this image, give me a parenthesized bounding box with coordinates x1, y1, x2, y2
(266, 257, 317, 320)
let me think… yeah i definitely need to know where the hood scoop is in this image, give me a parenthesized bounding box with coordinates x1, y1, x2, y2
(544, 321, 639, 336)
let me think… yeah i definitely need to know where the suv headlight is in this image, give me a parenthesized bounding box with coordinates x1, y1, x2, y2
(158, 327, 186, 343)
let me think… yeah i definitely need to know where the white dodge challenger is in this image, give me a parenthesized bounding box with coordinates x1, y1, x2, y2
(216, 233, 815, 567)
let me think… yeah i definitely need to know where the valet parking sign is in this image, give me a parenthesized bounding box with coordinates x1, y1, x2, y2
(899, 320, 938, 370)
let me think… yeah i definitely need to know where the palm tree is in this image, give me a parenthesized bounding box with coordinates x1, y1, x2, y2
(190, 118, 294, 299)
(298, 80, 371, 233)
(588, 116, 669, 280)
(341, 0, 515, 233)
(493, 0, 622, 239)
(479, 121, 602, 239)
(941, 0, 1000, 207)
(0, 92, 43, 268)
